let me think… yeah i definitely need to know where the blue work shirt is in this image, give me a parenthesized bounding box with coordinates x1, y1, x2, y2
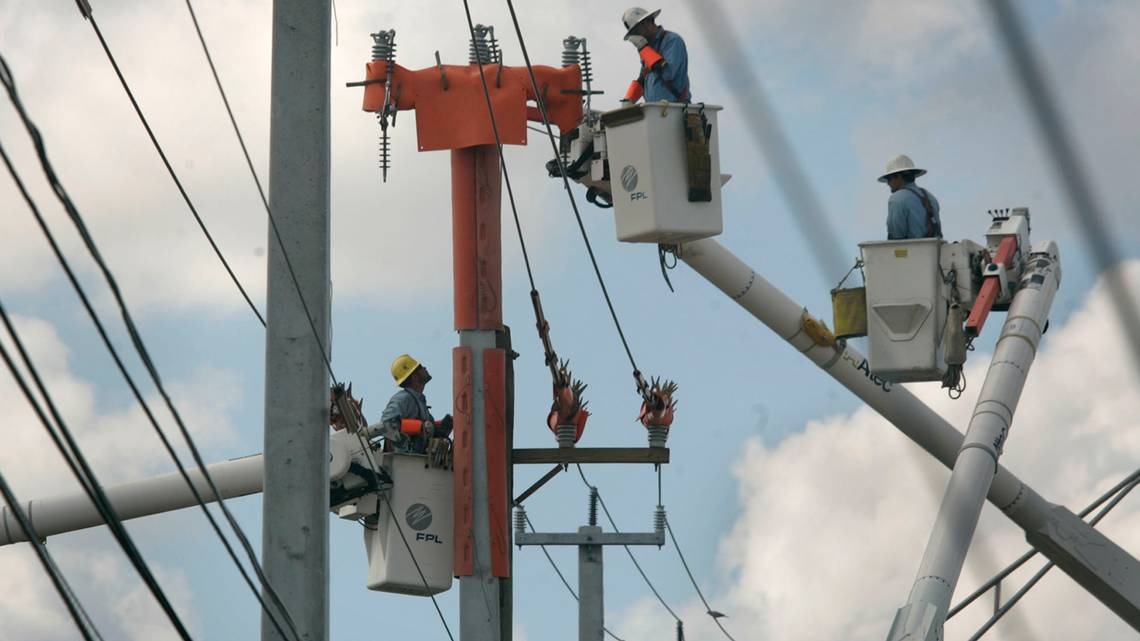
(380, 387, 434, 454)
(887, 185, 942, 240)
(642, 30, 690, 103)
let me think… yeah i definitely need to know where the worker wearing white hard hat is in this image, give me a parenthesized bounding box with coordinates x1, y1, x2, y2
(880, 154, 942, 240)
(619, 7, 692, 105)
(379, 354, 452, 454)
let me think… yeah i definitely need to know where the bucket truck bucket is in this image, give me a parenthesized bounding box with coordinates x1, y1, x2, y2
(600, 103, 724, 243)
(364, 453, 454, 595)
(859, 238, 949, 382)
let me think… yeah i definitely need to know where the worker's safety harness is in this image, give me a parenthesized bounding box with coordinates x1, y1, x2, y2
(905, 185, 942, 239)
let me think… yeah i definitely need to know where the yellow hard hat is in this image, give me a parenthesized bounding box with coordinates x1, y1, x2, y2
(390, 354, 421, 387)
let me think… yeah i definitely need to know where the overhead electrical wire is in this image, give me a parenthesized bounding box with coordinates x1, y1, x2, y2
(0, 53, 303, 641)
(176, 3, 459, 637)
(947, 466, 1140, 637)
(663, 516, 737, 641)
(522, 511, 627, 641)
(683, 0, 849, 282)
(0, 296, 194, 641)
(575, 466, 683, 625)
(983, 0, 1140, 378)
(177, 0, 335, 378)
(70, 4, 265, 327)
(964, 474, 1140, 640)
(0, 466, 105, 641)
(503, 0, 649, 392)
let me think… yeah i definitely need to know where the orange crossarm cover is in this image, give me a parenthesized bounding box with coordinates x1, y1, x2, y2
(399, 418, 424, 435)
(361, 60, 584, 151)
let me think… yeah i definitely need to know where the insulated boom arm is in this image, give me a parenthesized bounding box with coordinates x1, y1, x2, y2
(678, 237, 1140, 630)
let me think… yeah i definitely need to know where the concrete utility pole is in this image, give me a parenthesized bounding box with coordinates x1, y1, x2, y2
(452, 145, 511, 641)
(262, 0, 332, 639)
(515, 488, 666, 641)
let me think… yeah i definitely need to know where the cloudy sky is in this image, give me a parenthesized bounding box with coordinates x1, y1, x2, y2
(2, 0, 1139, 640)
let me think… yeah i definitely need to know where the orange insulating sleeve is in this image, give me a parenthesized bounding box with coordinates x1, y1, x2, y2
(451, 145, 503, 331)
(638, 46, 665, 70)
(623, 80, 644, 102)
(399, 418, 425, 436)
(483, 348, 510, 578)
(453, 346, 474, 577)
(966, 236, 1018, 337)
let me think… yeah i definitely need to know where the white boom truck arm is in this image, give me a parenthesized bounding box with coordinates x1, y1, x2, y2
(2, 103, 1138, 629)
(560, 101, 1140, 632)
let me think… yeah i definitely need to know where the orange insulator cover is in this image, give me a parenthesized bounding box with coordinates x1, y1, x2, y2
(361, 60, 584, 151)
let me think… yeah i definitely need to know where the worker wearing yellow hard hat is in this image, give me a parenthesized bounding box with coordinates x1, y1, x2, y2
(380, 354, 453, 453)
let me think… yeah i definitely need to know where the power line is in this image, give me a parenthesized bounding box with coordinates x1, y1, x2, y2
(459, 0, 536, 292)
(983, 0, 1140, 378)
(503, 0, 649, 394)
(0, 466, 105, 641)
(522, 511, 627, 641)
(179, 0, 338, 384)
(0, 297, 194, 641)
(575, 465, 683, 624)
(71, 4, 265, 327)
(0, 55, 302, 641)
(948, 466, 1140, 619)
(663, 516, 737, 641)
(684, 0, 849, 282)
(962, 473, 1140, 639)
(350, 431, 456, 641)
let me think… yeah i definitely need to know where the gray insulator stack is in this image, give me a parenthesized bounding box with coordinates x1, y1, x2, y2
(371, 29, 396, 61)
(653, 504, 666, 537)
(514, 505, 527, 538)
(469, 24, 496, 64)
(588, 487, 599, 526)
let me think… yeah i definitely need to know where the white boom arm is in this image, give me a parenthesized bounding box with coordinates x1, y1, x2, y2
(0, 454, 264, 545)
(887, 242, 1060, 640)
(678, 237, 1140, 630)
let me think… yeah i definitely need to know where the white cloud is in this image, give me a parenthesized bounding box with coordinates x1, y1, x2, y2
(0, 314, 240, 640)
(614, 261, 1140, 640)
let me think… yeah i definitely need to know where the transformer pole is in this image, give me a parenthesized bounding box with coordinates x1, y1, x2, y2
(452, 145, 511, 641)
(261, 0, 332, 639)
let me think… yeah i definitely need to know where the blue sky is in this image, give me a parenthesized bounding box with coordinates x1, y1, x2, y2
(2, 1, 1140, 640)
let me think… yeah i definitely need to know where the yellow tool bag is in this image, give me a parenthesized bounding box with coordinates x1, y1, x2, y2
(831, 258, 868, 339)
(832, 286, 868, 339)
(683, 107, 712, 202)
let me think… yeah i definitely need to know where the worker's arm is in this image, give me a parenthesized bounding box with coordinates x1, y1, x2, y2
(379, 391, 418, 443)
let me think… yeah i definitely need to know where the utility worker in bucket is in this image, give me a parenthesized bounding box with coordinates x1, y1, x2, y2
(880, 154, 942, 240)
(619, 7, 691, 105)
(381, 354, 452, 454)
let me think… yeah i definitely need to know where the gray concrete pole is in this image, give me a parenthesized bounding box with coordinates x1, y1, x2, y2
(578, 526, 604, 641)
(261, 0, 331, 639)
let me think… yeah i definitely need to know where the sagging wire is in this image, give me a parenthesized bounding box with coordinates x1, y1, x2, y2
(521, 512, 627, 641)
(0, 467, 105, 641)
(458, 1, 589, 437)
(948, 466, 1140, 621)
(71, 2, 265, 328)
(0, 297, 194, 641)
(984, 0, 1140, 382)
(2, 46, 303, 641)
(962, 472, 1140, 640)
(575, 466, 684, 625)
(503, 0, 663, 403)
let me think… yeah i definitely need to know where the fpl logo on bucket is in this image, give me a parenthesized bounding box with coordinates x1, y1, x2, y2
(407, 503, 444, 545)
(620, 165, 648, 202)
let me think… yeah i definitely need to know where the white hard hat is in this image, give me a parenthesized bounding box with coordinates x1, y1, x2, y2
(878, 154, 927, 183)
(622, 7, 661, 39)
